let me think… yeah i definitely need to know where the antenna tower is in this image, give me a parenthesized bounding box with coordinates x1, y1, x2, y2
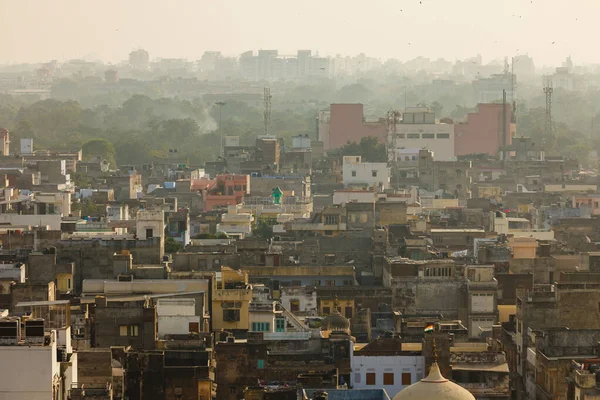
(543, 76, 554, 147)
(263, 87, 272, 136)
(386, 109, 401, 162)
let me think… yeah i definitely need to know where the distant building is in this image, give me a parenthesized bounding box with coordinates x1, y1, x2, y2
(323, 104, 387, 150)
(473, 73, 515, 104)
(129, 49, 150, 69)
(454, 104, 515, 156)
(390, 107, 455, 161)
(0, 128, 9, 156)
(342, 156, 390, 190)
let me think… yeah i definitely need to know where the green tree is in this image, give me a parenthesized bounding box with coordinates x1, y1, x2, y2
(340, 136, 387, 162)
(82, 138, 116, 166)
(164, 237, 183, 253)
(252, 219, 276, 239)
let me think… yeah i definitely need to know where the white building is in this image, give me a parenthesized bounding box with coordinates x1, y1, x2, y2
(156, 298, 201, 338)
(342, 156, 390, 190)
(351, 346, 425, 398)
(280, 286, 318, 315)
(333, 190, 377, 205)
(390, 108, 455, 162)
(136, 210, 165, 239)
(0, 329, 63, 400)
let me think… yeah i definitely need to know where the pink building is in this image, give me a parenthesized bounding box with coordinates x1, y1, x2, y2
(327, 104, 387, 150)
(454, 104, 515, 156)
(204, 174, 250, 211)
(573, 195, 600, 215)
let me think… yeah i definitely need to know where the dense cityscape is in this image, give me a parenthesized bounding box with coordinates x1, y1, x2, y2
(4, 4, 600, 400)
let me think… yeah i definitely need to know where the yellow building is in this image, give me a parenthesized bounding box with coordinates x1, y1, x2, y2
(508, 237, 537, 259)
(212, 267, 252, 332)
(56, 273, 73, 292)
(319, 297, 355, 319)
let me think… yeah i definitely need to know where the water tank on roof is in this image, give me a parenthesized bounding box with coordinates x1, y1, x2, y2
(0, 318, 20, 345)
(24, 319, 45, 345)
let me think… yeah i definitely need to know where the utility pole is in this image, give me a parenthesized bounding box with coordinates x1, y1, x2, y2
(215, 101, 226, 157)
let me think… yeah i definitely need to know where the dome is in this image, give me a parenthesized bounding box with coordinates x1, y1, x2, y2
(393, 362, 475, 400)
(321, 298, 350, 332)
(321, 312, 350, 332)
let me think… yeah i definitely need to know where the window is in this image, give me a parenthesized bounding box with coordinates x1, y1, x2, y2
(345, 306, 353, 318)
(257, 359, 265, 369)
(324, 215, 338, 225)
(290, 299, 300, 312)
(384, 373, 395, 385)
(146, 228, 153, 238)
(354, 373, 361, 384)
(422, 133, 435, 139)
(404, 156, 410, 161)
(402, 373, 412, 385)
(189, 322, 199, 333)
(412, 156, 416, 160)
(252, 322, 270, 332)
(372, 170, 378, 177)
(276, 318, 285, 332)
(397, 134, 405, 138)
(323, 306, 331, 315)
(407, 133, 420, 139)
(223, 309, 241, 322)
(120, 325, 138, 337)
(351, 170, 357, 177)
(343, 280, 353, 286)
(311, 280, 320, 286)
(325, 280, 335, 286)
(437, 133, 450, 139)
(366, 373, 376, 385)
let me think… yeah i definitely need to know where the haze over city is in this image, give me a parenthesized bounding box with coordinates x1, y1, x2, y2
(1, 0, 599, 65)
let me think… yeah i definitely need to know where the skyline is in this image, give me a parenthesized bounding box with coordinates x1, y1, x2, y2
(1, 0, 599, 67)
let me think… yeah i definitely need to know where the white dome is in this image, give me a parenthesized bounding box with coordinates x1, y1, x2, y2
(393, 362, 475, 400)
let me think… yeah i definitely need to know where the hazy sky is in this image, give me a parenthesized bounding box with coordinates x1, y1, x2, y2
(1, 0, 598, 66)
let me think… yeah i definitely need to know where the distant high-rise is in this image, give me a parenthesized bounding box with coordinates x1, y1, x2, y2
(128, 49, 150, 70)
(0, 128, 9, 156)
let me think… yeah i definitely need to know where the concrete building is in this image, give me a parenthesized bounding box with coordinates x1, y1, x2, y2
(217, 205, 254, 239)
(0, 324, 72, 400)
(351, 336, 425, 398)
(465, 265, 498, 338)
(156, 298, 202, 339)
(212, 267, 252, 333)
(322, 104, 387, 150)
(342, 156, 390, 190)
(390, 107, 455, 161)
(454, 104, 515, 157)
(0, 128, 9, 155)
(473, 73, 515, 104)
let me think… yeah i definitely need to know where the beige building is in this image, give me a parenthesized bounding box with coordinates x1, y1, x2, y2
(212, 267, 252, 333)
